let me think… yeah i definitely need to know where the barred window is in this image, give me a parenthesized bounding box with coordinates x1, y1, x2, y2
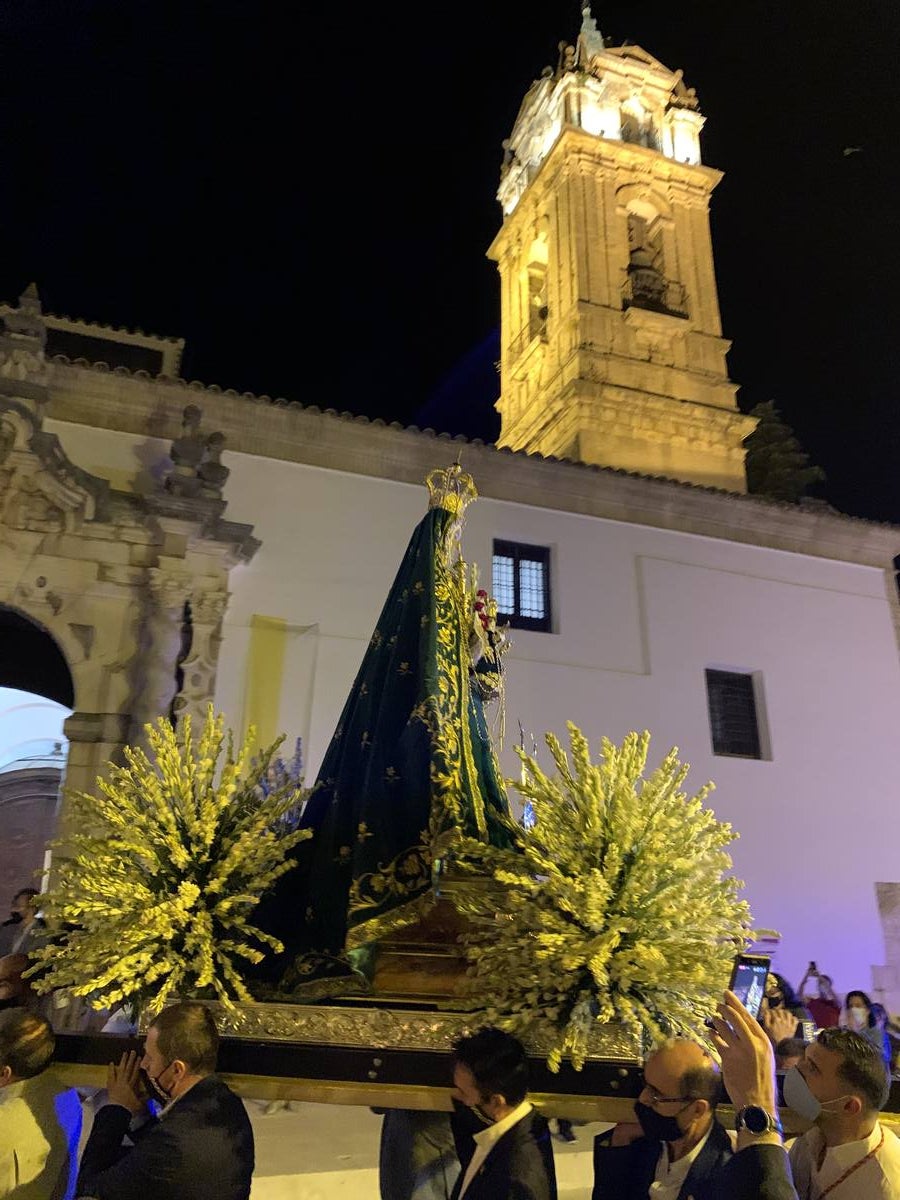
(705, 669, 763, 759)
(492, 540, 551, 632)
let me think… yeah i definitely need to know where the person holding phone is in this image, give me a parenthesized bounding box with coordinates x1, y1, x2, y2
(799, 963, 840, 1029)
(709, 990, 800, 1200)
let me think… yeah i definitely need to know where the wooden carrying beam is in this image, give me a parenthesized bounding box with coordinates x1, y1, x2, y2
(51, 1033, 900, 1133)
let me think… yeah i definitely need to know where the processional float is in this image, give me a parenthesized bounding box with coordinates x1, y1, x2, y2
(45, 465, 900, 1123)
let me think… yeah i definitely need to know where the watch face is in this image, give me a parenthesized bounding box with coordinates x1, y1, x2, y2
(740, 1106, 771, 1134)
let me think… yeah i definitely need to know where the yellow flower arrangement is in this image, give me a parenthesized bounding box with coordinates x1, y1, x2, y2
(28, 707, 310, 1013)
(454, 724, 752, 1069)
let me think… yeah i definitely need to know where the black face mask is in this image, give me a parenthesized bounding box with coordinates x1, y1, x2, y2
(146, 1062, 176, 1101)
(634, 1100, 689, 1143)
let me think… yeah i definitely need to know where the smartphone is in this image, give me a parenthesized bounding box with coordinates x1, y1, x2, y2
(728, 952, 771, 1020)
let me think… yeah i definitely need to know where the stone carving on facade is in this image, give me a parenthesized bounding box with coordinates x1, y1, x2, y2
(0, 284, 49, 387)
(198, 432, 229, 497)
(0, 286, 257, 840)
(0, 396, 107, 535)
(132, 569, 194, 733)
(171, 586, 230, 729)
(166, 404, 205, 497)
(165, 404, 230, 501)
(0, 347, 48, 384)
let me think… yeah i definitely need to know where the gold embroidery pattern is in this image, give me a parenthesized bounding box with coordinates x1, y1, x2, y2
(344, 485, 497, 949)
(349, 842, 431, 909)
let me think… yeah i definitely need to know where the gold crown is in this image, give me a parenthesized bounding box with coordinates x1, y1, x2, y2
(425, 463, 478, 516)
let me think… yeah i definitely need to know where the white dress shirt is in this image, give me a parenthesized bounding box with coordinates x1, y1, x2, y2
(789, 1121, 900, 1198)
(649, 1125, 713, 1200)
(458, 1099, 533, 1199)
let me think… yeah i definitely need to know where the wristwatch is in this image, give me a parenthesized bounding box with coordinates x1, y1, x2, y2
(735, 1105, 783, 1136)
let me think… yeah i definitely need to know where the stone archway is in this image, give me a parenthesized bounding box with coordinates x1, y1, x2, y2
(0, 285, 258, 853)
(0, 605, 74, 707)
(0, 606, 74, 898)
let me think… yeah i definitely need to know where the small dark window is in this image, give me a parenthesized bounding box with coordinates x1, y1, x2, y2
(705, 669, 762, 759)
(45, 328, 164, 375)
(492, 540, 551, 632)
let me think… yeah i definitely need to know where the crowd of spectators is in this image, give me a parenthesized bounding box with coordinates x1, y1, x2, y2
(1, 882, 899, 1200)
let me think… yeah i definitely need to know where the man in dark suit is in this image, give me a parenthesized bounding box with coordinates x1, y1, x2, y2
(449, 1026, 556, 1200)
(710, 989, 800, 1200)
(76, 1000, 254, 1200)
(593, 1037, 731, 1200)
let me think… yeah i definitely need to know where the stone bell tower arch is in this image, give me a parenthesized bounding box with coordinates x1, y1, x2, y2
(490, 6, 755, 491)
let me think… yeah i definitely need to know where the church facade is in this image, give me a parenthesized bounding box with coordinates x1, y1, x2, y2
(1, 10, 899, 1010)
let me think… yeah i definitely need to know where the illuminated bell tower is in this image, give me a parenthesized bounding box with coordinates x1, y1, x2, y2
(490, 7, 755, 491)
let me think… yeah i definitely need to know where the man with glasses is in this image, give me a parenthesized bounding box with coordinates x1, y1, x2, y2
(592, 1038, 731, 1199)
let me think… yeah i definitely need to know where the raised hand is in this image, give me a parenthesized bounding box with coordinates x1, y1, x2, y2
(761, 1002, 799, 1046)
(106, 1050, 147, 1116)
(709, 989, 778, 1115)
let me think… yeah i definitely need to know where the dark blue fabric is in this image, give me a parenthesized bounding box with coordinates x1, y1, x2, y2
(450, 1102, 557, 1200)
(76, 1075, 254, 1200)
(714, 1144, 799, 1200)
(592, 1119, 733, 1200)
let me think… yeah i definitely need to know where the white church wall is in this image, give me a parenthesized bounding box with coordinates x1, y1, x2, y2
(0, 687, 70, 771)
(45, 418, 900, 1002)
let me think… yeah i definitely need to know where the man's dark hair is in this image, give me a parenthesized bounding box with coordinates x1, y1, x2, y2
(12, 888, 39, 904)
(452, 1027, 529, 1106)
(776, 1037, 806, 1061)
(150, 1001, 220, 1076)
(680, 1053, 722, 1110)
(0, 1009, 55, 1079)
(816, 1027, 890, 1112)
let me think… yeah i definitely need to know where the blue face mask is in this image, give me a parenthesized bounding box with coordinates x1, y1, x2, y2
(783, 1067, 850, 1122)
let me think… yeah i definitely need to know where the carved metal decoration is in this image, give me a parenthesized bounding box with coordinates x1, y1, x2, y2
(172, 1000, 644, 1062)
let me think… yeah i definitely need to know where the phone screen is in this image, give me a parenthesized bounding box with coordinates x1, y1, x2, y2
(729, 954, 771, 1020)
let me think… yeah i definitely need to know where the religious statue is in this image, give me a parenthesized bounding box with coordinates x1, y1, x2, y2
(198, 431, 230, 496)
(254, 465, 513, 996)
(166, 404, 205, 497)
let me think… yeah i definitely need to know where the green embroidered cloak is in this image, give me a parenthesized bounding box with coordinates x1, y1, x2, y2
(269, 471, 511, 989)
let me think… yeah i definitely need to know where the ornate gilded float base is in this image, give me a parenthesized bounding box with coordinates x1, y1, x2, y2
(371, 891, 472, 999)
(198, 998, 643, 1062)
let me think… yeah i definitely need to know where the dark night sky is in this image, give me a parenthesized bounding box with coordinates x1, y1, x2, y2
(2, 1, 899, 522)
